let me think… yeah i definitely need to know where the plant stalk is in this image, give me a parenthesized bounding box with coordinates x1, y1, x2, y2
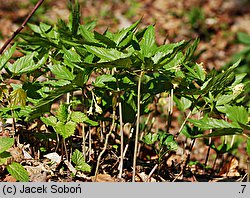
(118, 98, 124, 179)
(94, 108, 116, 181)
(132, 71, 143, 182)
(0, 0, 45, 54)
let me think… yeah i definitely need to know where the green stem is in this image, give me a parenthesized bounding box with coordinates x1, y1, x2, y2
(132, 70, 143, 182)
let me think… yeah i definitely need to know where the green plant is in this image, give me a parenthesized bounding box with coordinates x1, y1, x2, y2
(0, 1, 249, 182)
(71, 149, 91, 174)
(143, 131, 178, 166)
(227, 32, 250, 78)
(0, 137, 29, 181)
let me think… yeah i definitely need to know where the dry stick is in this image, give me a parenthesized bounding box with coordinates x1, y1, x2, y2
(88, 126, 92, 162)
(94, 109, 116, 181)
(123, 127, 134, 159)
(146, 164, 158, 182)
(176, 110, 192, 137)
(247, 157, 250, 182)
(132, 71, 143, 182)
(166, 89, 174, 136)
(204, 129, 212, 167)
(118, 97, 124, 179)
(66, 92, 71, 162)
(137, 113, 151, 157)
(82, 123, 86, 160)
(116, 74, 124, 179)
(0, 0, 45, 54)
(172, 139, 196, 182)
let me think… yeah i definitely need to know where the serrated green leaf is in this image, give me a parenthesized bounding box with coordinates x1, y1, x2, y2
(175, 96, 192, 111)
(0, 137, 14, 153)
(224, 105, 248, 124)
(94, 31, 116, 47)
(63, 47, 81, 63)
(143, 133, 158, 145)
(72, 149, 91, 172)
(247, 138, 250, 156)
(0, 43, 16, 70)
(27, 23, 42, 34)
(184, 38, 199, 62)
(152, 40, 187, 64)
(238, 123, 250, 130)
(114, 20, 140, 45)
(40, 116, 57, 127)
(81, 20, 97, 31)
(79, 26, 98, 43)
(80, 57, 132, 69)
(39, 22, 52, 33)
(0, 84, 8, 101)
(118, 32, 134, 49)
(189, 116, 238, 130)
(216, 95, 236, 106)
(76, 162, 91, 173)
(232, 73, 247, 86)
(237, 32, 250, 45)
(0, 151, 12, 165)
(70, 111, 98, 126)
(84, 45, 131, 62)
(94, 74, 116, 88)
(7, 52, 37, 74)
(7, 162, 29, 182)
(70, 0, 80, 35)
(72, 149, 84, 164)
(55, 121, 76, 139)
(163, 135, 178, 150)
(194, 62, 206, 81)
(10, 88, 27, 107)
(48, 64, 75, 81)
(193, 128, 243, 138)
(31, 84, 79, 111)
(56, 103, 69, 123)
(201, 59, 241, 95)
(140, 25, 156, 57)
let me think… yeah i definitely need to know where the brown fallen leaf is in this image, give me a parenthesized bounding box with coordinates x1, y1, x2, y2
(219, 157, 240, 177)
(92, 174, 115, 182)
(4, 175, 16, 182)
(136, 172, 156, 182)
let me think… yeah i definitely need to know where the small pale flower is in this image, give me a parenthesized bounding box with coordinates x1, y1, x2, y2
(95, 103, 103, 114)
(96, 96, 102, 104)
(232, 83, 244, 95)
(87, 106, 93, 115)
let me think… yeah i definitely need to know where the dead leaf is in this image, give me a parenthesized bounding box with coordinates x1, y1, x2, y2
(92, 174, 115, 182)
(4, 175, 16, 182)
(44, 152, 61, 164)
(219, 157, 240, 177)
(30, 172, 47, 182)
(136, 172, 156, 182)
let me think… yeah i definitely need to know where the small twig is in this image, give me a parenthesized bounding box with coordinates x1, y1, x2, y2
(176, 110, 192, 137)
(88, 126, 92, 162)
(146, 164, 158, 182)
(63, 138, 68, 161)
(0, 0, 45, 54)
(247, 157, 250, 182)
(132, 70, 144, 182)
(81, 123, 86, 160)
(166, 88, 174, 133)
(94, 109, 116, 181)
(118, 96, 124, 179)
(122, 127, 134, 158)
(204, 129, 212, 167)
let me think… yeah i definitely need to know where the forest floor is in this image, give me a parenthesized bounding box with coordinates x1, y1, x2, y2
(0, 0, 250, 182)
